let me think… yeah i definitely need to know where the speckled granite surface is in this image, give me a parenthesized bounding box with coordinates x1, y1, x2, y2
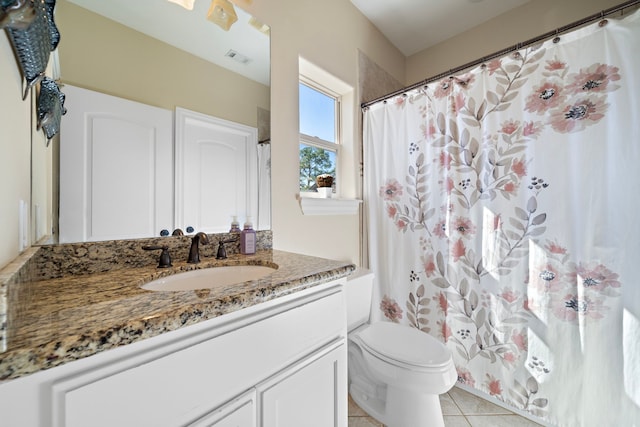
(29, 230, 274, 280)
(0, 234, 354, 381)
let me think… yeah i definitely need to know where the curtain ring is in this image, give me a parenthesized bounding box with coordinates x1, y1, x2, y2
(553, 29, 561, 43)
(599, 10, 608, 27)
(510, 43, 522, 59)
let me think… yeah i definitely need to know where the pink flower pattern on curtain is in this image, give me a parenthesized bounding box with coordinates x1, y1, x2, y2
(363, 10, 640, 427)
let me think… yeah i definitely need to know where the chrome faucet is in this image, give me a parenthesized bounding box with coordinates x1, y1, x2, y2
(188, 232, 210, 263)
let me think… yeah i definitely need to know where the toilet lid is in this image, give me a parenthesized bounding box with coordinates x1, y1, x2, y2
(358, 322, 451, 368)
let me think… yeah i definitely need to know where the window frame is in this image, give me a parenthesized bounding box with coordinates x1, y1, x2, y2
(299, 77, 341, 196)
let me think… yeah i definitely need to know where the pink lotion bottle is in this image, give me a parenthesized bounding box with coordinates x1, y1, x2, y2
(240, 217, 256, 255)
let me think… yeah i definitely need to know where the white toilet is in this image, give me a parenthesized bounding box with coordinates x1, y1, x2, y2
(346, 269, 457, 427)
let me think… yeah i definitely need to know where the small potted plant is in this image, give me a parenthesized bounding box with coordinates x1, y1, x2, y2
(315, 174, 333, 198)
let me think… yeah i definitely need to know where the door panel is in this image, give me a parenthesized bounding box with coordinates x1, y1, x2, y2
(175, 108, 257, 233)
(59, 85, 173, 242)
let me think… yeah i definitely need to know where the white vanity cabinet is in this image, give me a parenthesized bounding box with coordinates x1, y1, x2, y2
(0, 280, 348, 427)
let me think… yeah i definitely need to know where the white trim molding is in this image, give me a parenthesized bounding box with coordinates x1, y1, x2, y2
(298, 196, 361, 216)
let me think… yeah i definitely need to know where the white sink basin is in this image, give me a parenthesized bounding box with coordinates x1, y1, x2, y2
(141, 265, 277, 292)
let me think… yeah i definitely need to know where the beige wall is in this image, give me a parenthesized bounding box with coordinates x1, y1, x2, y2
(0, 0, 402, 269)
(406, 0, 624, 84)
(246, 0, 405, 264)
(56, 0, 269, 129)
(3, 0, 625, 269)
(54, 0, 402, 265)
(0, 36, 31, 269)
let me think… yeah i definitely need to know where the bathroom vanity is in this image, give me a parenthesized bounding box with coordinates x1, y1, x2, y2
(0, 247, 354, 427)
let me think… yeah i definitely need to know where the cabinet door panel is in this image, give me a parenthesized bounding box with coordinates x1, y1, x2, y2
(260, 344, 347, 427)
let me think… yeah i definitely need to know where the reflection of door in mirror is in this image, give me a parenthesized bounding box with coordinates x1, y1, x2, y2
(59, 85, 174, 243)
(175, 108, 258, 234)
(59, 86, 264, 242)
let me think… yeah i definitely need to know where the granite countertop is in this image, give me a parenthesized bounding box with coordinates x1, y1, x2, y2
(0, 250, 355, 381)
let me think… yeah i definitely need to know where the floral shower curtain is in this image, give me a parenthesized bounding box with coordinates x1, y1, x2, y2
(363, 9, 640, 427)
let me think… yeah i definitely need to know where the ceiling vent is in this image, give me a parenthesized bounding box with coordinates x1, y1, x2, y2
(225, 49, 251, 64)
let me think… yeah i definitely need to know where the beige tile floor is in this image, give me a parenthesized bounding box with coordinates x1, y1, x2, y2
(348, 386, 544, 427)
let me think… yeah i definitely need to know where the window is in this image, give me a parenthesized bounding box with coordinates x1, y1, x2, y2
(299, 79, 340, 193)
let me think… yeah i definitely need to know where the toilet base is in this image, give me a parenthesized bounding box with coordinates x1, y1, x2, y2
(349, 383, 386, 424)
(386, 385, 445, 427)
(351, 382, 446, 427)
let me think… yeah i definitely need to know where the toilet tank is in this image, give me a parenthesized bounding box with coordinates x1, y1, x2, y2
(346, 268, 374, 332)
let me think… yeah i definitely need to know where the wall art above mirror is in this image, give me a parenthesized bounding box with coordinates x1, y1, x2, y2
(2, 0, 66, 144)
(1, 0, 59, 99)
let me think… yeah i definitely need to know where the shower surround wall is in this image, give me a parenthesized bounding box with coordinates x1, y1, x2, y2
(363, 10, 640, 427)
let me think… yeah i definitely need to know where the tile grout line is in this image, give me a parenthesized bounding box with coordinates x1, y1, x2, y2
(445, 391, 473, 425)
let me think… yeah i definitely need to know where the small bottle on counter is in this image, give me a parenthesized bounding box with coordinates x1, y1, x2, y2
(240, 217, 256, 255)
(229, 215, 241, 233)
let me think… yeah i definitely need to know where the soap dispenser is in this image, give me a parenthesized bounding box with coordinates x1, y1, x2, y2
(229, 215, 241, 233)
(240, 217, 256, 255)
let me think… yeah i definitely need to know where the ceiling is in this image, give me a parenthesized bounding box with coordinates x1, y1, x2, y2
(66, 0, 271, 86)
(64, 0, 532, 85)
(350, 0, 531, 56)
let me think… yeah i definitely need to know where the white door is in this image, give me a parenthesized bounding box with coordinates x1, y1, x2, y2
(260, 344, 347, 427)
(175, 108, 257, 234)
(59, 85, 173, 242)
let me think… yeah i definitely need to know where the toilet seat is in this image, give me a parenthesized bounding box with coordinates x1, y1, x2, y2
(357, 322, 452, 370)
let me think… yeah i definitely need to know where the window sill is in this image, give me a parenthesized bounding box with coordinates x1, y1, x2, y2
(297, 195, 362, 215)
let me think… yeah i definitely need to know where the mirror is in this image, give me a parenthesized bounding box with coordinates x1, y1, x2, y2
(34, 0, 270, 244)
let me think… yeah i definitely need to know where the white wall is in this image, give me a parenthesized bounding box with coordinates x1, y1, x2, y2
(0, 35, 31, 269)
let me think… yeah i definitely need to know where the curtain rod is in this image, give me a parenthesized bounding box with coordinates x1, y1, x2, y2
(361, 0, 640, 109)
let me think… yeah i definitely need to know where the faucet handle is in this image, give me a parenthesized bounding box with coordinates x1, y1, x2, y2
(216, 238, 238, 260)
(216, 241, 227, 259)
(142, 245, 173, 268)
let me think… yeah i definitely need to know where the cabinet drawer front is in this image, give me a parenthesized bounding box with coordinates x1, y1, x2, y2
(54, 289, 345, 427)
